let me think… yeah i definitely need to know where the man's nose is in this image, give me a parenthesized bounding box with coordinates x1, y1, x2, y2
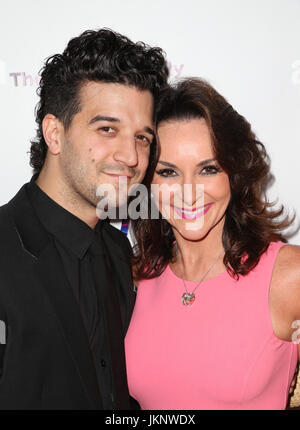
(113, 137, 138, 167)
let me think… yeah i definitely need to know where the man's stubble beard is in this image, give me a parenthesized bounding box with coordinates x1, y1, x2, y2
(60, 140, 100, 210)
(60, 139, 139, 213)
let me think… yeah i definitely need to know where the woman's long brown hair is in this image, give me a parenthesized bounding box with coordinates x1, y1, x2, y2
(131, 78, 294, 281)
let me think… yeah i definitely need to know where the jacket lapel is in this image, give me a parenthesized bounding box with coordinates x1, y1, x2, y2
(96, 224, 135, 409)
(37, 241, 102, 409)
(101, 223, 136, 334)
(7, 184, 102, 409)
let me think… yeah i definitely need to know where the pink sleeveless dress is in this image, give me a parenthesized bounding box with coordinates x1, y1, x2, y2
(125, 241, 298, 410)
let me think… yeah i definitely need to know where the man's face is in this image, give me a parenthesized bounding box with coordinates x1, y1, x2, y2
(58, 81, 154, 212)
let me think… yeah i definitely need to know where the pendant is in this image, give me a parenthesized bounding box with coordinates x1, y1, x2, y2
(182, 292, 195, 306)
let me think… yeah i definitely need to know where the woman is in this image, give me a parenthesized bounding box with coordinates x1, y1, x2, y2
(124, 78, 300, 410)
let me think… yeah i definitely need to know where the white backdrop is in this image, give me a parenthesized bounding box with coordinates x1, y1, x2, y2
(0, 0, 299, 244)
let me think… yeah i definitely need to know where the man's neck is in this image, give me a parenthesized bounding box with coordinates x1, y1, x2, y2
(36, 169, 99, 229)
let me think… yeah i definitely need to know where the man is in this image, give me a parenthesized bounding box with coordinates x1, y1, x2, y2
(0, 29, 168, 410)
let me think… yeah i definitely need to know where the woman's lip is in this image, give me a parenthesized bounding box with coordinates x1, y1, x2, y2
(172, 203, 213, 212)
(172, 203, 214, 219)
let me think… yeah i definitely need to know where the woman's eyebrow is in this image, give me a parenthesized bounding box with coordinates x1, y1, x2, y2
(157, 161, 177, 168)
(157, 158, 217, 169)
(196, 158, 217, 167)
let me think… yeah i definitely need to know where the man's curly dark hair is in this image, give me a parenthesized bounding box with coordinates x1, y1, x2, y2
(30, 28, 169, 174)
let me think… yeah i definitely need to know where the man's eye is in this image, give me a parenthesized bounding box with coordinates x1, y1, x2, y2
(201, 165, 221, 175)
(99, 126, 115, 133)
(136, 135, 151, 145)
(155, 168, 177, 177)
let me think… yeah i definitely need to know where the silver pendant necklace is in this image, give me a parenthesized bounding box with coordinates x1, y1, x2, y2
(178, 248, 223, 306)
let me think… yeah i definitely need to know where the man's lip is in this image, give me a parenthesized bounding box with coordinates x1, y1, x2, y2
(103, 172, 133, 179)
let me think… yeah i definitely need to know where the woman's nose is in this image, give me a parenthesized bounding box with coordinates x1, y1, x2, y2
(181, 182, 204, 208)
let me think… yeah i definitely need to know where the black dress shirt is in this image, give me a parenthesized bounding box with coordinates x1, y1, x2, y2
(27, 179, 116, 409)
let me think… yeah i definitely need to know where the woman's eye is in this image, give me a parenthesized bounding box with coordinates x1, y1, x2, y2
(136, 135, 151, 145)
(201, 165, 221, 175)
(155, 168, 177, 177)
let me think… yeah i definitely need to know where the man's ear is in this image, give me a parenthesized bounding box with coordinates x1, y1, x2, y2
(42, 114, 64, 155)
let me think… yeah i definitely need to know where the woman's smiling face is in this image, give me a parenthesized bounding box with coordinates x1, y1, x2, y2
(152, 118, 231, 241)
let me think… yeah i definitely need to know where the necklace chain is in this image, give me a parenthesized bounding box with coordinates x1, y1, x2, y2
(182, 251, 223, 293)
(174, 243, 223, 306)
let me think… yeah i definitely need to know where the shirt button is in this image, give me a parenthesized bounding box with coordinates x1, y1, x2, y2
(100, 359, 106, 367)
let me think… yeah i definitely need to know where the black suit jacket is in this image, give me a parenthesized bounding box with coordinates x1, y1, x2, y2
(0, 183, 136, 410)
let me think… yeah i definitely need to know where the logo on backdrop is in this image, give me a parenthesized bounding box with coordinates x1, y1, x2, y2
(0, 59, 7, 85)
(9, 72, 40, 87)
(0, 60, 184, 87)
(0, 60, 40, 87)
(167, 61, 184, 79)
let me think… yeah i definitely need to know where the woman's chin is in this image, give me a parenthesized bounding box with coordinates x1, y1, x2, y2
(172, 221, 209, 242)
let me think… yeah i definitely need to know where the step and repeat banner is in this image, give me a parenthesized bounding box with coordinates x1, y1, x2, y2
(0, 0, 299, 244)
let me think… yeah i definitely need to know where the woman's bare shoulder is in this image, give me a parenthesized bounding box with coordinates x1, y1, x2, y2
(272, 244, 300, 318)
(274, 244, 300, 277)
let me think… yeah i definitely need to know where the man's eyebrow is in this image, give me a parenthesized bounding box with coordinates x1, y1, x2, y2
(88, 116, 154, 136)
(144, 126, 155, 136)
(88, 115, 121, 125)
(157, 158, 217, 169)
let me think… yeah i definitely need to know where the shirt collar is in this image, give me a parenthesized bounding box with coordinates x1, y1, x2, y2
(27, 175, 102, 260)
